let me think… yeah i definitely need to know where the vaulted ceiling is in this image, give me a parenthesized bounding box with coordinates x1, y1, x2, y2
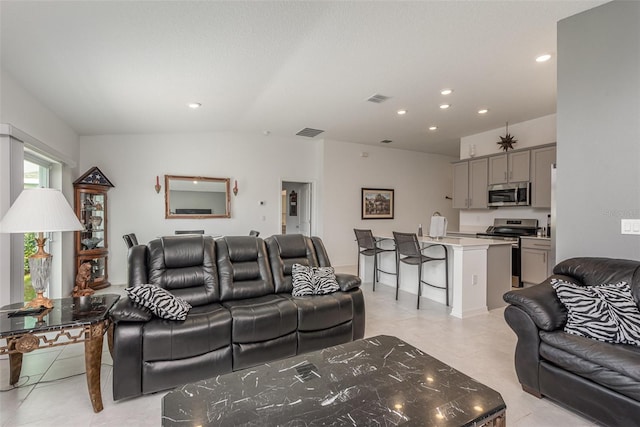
(0, 1, 606, 156)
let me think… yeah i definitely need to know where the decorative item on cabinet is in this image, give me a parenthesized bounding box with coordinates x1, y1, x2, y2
(74, 167, 114, 290)
(497, 122, 517, 152)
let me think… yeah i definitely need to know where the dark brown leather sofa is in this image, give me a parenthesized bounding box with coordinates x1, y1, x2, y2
(503, 257, 640, 426)
(110, 234, 364, 401)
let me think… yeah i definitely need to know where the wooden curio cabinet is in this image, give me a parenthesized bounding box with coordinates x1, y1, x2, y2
(73, 167, 114, 290)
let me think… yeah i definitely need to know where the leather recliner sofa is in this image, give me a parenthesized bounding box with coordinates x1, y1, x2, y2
(503, 257, 640, 426)
(110, 234, 364, 401)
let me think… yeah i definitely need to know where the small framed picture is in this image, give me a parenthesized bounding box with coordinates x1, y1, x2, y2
(361, 188, 394, 220)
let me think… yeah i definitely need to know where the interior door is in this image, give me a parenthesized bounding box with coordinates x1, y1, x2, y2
(281, 181, 312, 236)
(298, 183, 311, 237)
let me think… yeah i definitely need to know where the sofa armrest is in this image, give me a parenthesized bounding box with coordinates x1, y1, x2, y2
(110, 296, 152, 322)
(503, 275, 575, 331)
(335, 273, 361, 292)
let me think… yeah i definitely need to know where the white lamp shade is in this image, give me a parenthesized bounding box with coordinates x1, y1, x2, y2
(0, 188, 83, 233)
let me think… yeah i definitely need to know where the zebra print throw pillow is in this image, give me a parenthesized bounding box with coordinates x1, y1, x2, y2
(292, 264, 340, 297)
(551, 279, 640, 346)
(126, 284, 192, 321)
(292, 263, 314, 296)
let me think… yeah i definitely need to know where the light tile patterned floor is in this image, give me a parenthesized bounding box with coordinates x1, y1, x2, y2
(1, 274, 597, 426)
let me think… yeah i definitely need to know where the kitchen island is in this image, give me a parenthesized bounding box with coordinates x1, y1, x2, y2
(361, 236, 513, 318)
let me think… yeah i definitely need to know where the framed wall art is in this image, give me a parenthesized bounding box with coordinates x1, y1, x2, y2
(361, 188, 394, 219)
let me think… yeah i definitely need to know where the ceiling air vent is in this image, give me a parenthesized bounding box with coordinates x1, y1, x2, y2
(380, 139, 392, 144)
(296, 128, 325, 138)
(366, 93, 390, 104)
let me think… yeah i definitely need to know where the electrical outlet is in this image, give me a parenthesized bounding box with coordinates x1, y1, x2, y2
(621, 219, 640, 235)
(472, 274, 478, 285)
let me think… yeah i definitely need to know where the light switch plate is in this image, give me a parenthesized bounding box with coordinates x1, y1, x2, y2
(621, 219, 640, 235)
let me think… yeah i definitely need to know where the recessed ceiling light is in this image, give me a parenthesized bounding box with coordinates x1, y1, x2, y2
(188, 102, 202, 109)
(429, 126, 438, 131)
(397, 109, 407, 115)
(536, 54, 551, 63)
(478, 108, 489, 114)
(439, 104, 450, 110)
(440, 89, 453, 95)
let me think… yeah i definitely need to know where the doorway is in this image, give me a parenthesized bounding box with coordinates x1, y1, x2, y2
(281, 181, 312, 236)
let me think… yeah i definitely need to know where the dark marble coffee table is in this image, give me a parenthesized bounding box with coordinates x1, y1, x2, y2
(162, 335, 506, 426)
(0, 294, 119, 412)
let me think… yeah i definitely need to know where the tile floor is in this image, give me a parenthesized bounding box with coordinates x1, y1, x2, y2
(1, 276, 597, 426)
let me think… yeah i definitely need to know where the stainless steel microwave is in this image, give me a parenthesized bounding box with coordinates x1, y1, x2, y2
(487, 182, 530, 207)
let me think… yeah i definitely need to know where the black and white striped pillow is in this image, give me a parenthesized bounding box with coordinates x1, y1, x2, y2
(551, 279, 640, 346)
(292, 264, 340, 297)
(292, 264, 315, 296)
(312, 266, 340, 295)
(126, 284, 192, 321)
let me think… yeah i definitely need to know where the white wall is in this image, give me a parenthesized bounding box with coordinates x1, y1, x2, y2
(321, 139, 459, 266)
(457, 114, 557, 231)
(80, 133, 458, 284)
(556, 1, 640, 261)
(0, 69, 80, 304)
(79, 132, 321, 285)
(460, 114, 556, 160)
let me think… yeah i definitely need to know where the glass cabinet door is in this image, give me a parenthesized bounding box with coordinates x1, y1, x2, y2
(78, 191, 105, 251)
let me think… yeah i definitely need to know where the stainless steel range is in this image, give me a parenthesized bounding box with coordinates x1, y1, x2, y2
(476, 218, 539, 287)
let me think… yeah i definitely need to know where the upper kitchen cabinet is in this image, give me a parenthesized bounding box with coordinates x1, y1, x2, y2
(530, 146, 557, 208)
(452, 158, 488, 209)
(488, 150, 530, 185)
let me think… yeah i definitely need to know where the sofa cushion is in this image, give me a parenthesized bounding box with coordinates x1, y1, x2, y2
(142, 303, 231, 361)
(287, 292, 353, 331)
(540, 330, 640, 401)
(145, 236, 220, 307)
(552, 279, 640, 345)
(223, 295, 297, 343)
(126, 284, 192, 321)
(265, 234, 319, 293)
(291, 264, 340, 296)
(217, 236, 275, 301)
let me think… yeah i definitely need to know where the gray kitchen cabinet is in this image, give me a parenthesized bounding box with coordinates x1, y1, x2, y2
(452, 158, 488, 209)
(488, 150, 530, 185)
(530, 146, 556, 208)
(521, 237, 552, 285)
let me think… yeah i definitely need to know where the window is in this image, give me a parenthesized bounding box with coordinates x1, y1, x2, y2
(22, 152, 53, 301)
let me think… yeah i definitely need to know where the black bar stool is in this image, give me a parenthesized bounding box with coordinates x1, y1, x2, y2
(392, 231, 449, 309)
(354, 229, 397, 291)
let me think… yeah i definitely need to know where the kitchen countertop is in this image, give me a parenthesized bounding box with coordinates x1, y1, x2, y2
(520, 236, 551, 241)
(377, 235, 514, 248)
(420, 236, 514, 248)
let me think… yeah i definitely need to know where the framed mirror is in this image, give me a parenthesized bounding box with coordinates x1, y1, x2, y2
(165, 175, 231, 219)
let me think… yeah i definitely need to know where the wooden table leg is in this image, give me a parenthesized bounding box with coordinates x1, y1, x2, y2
(107, 323, 114, 358)
(84, 324, 105, 413)
(9, 352, 23, 385)
(7, 338, 23, 385)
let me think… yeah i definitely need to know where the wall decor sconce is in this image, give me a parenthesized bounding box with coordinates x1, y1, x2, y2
(155, 176, 162, 193)
(233, 180, 239, 196)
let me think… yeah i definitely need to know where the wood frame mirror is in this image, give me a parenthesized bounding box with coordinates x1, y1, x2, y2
(165, 175, 231, 219)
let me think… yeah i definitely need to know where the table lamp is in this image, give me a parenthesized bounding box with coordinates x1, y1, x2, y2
(0, 188, 83, 308)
